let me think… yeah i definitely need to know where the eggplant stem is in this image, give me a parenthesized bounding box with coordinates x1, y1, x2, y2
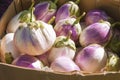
(48, 16, 56, 24)
(54, 0, 59, 4)
(73, 12, 86, 26)
(5, 52, 14, 64)
(29, 0, 35, 22)
(111, 22, 120, 28)
(29, 0, 35, 11)
(75, 0, 80, 4)
(66, 30, 72, 41)
(30, 8, 35, 22)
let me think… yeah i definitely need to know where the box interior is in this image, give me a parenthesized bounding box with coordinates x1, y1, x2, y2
(0, 0, 120, 80)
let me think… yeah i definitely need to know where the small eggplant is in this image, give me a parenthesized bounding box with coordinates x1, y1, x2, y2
(14, 21, 56, 56)
(79, 21, 111, 47)
(0, 33, 20, 64)
(48, 31, 76, 63)
(75, 44, 107, 72)
(85, 9, 110, 25)
(6, 2, 35, 33)
(54, 17, 82, 44)
(50, 57, 80, 72)
(34, 1, 57, 23)
(55, 0, 80, 23)
(12, 54, 44, 70)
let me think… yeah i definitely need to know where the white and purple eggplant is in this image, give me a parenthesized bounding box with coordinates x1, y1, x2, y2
(34, 1, 57, 23)
(54, 17, 82, 44)
(12, 54, 44, 70)
(14, 20, 56, 56)
(55, 0, 80, 23)
(79, 21, 111, 47)
(50, 57, 80, 72)
(85, 9, 110, 25)
(48, 32, 76, 62)
(0, 33, 20, 64)
(75, 44, 107, 72)
(54, 12, 86, 44)
(6, 3, 35, 33)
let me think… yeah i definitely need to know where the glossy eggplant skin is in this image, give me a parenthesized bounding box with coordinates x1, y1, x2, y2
(85, 9, 109, 25)
(14, 21, 56, 56)
(79, 21, 111, 47)
(55, 1, 80, 23)
(34, 1, 57, 23)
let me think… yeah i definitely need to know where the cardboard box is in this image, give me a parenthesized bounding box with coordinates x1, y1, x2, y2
(0, 0, 120, 80)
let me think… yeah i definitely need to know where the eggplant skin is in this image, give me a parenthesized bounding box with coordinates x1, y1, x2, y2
(79, 22, 111, 47)
(14, 21, 56, 56)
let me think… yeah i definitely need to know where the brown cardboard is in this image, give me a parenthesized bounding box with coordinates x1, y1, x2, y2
(0, 0, 120, 80)
(0, 63, 120, 80)
(79, 0, 120, 21)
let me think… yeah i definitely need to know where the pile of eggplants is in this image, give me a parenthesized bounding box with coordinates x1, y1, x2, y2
(0, 0, 120, 73)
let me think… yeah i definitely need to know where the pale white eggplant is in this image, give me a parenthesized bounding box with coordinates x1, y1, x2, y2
(50, 57, 80, 72)
(6, 2, 35, 33)
(0, 33, 20, 63)
(75, 44, 107, 72)
(48, 33, 76, 63)
(14, 21, 56, 56)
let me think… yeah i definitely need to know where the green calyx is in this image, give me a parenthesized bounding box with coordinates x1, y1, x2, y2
(48, 1, 57, 10)
(111, 22, 120, 28)
(19, 10, 33, 23)
(106, 52, 120, 71)
(75, 0, 80, 4)
(67, 0, 80, 17)
(5, 52, 14, 64)
(73, 12, 86, 26)
(48, 16, 56, 24)
(19, 1, 35, 23)
(28, 21, 44, 30)
(69, 1, 80, 17)
(99, 20, 111, 27)
(54, 31, 76, 51)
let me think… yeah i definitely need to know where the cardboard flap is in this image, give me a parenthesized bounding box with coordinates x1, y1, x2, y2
(80, 0, 120, 21)
(0, 1, 15, 38)
(0, 63, 120, 80)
